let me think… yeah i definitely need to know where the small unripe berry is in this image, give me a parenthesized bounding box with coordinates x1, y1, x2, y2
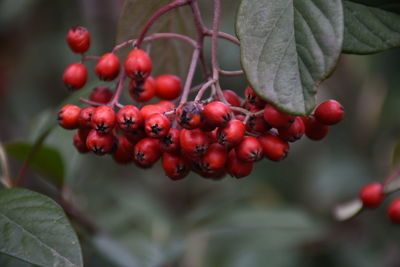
(176, 101, 203, 129)
(388, 198, 400, 223)
(89, 86, 113, 104)
(66, 26, 90, 53)
(133, 138, 161, 168)
(263, 104, 294, 128)
(92, 106, 116, 134)
(235, 136, 263, 163)
(129, 76, 156, 102)
(259, 134, 289, 161)
(124, 49, 152, 80)
(359, 183, 384, 208)
(86, 130, 114, 155)
(203, 101, 231, 127)
(162, 152, 189, 180)
(58, 104, 81, 130)
(117, 105, 143, 132)
(226, 150, 253, 179)
(63, 63, 87, 90)
(144, 113, 171, 138)
(155, 74, 182, 100)
(95, 53, 120, 81)
(314, 100, 344, 125)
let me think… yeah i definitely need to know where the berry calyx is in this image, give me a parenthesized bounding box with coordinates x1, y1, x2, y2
(314, 100, 344, 125)
(133, 138, 161, 168)
(155, 74, 182, 100)
(359, 183, 384, 209)
(58, 104, 81, 130)
(117, 105, 143, 132)
(176, 101, 203, 130)
(92, 105, 116, 134)
(180, 128, 209, 158)
(78, 106, 96, 129)
(201, 143, 228, 174)
(86, 130, 114, 155)
(245, 86, 266, 107)
(235, 136, 263, 163)
(66, 26, 90, 54)
(144, 113, 171, 138)
(278, 117, 305, 142)
(217, 119, 245, 147)
(160, 128, 180, 153)
(162, 152, 189, 180)
(124, 49, 152, 80)
(63, 63, 87, 90)
(226, 150, 253, 179)
(95, 53, 120, 81)
(129, 76, 156, 102)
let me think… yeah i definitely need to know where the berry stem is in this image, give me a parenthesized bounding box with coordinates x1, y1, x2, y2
(194, 79, 216, 102)
(179, 48, 200, 105)
(107, 72, 126, 108)
(81, 55, 100, 62)
(219, 69, 244, 76)
(204, 29, 241, 46)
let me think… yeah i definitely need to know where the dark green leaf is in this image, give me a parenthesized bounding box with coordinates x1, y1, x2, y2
(343, 1, 400, 54)
(0, 188, 83, 267)
(350, 0, 400, 14)
(236, 0, 344, 115)
(6, 143, 64, 188)
(116, 0, 197, 78)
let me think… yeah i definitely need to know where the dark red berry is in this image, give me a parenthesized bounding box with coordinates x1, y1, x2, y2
(259, 134, 289, 161)
(235, 136, 263, 163)
(180, 129, 209, 158)
(90, 86, 114, 104)
(222, 90, 241, 107)
(314, 100, 344, 125)
(58, 104, 81, 130)
(359, 183, 384, 208)
(63, 63, 87, 90)
(203, 101, 231, 127)
(92, 105, 116, 134)
(116, 105, 143, 132)
(133, 137, 160, 168)
(263, 104, 294, 128)
(160, 128, 180, 153)
(217, 119, 246, 147)
(155, 74, 182, 100)
(66, 26, 90, 53)
(303, 116, 330, 141)
(112, 135, 134, 164)
(201, 143, 228, 174)
(245, 86, 266, 107)
(162, 152, 189, 180)
(140, 104, 164, 120)
(124, 49, 152, 80)
(73, 130, 90, 153)
(144, 113, 171, 138)
(124, 128, 146, 144)
(388, 198, 400, 223)
(226, 150, 253, 179)
(95, 53, 120, 81)
(176, 101, 203, 129)
(129, 76, 156, 102)
(86, 130, 114, 155)
(78, 106, 96, 129)
(278, 117, 305, 142)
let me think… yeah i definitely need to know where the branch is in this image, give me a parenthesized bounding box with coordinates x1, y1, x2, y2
(180, 48, 200, 105)
(204, 29, 240, 46)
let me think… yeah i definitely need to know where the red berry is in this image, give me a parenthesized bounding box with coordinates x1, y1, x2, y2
(95, 53, 120, 81)
(89, 86, 113, 104)
(66, 26, 90, 54)
(388, 198, 400, 223)
(235, 136, 263, 162)
(58, 104, 81, 130)
(63, 63, 87, 90)
(78, 106, 96, 129)
(133, 138, 161, 168)
(86, 130, 115, 155)
(112, 135, 134, 164)
(303, 116, 330, 140)
(156, 101, 175, 112)
(359, 183, 384, 208)
(129, 76, 156, 102)
(140, 104, 164, 120)
(176, 101, 203, 129)
(259, 134, 289, 161)
(203, 101, 231, 127)
(162, 152, 189, 180)
(278, 117, 305, 142)
(314, 100, 344, 125)
(155, 74, 182, 100)
(180, 129, 209, 158)
(144, 113, 171, 138)
(263, 104, 294, 128)
(221, 90, 241, 107)
(226, 150, 253, 179)
(217, 119, 245, 147)
(73, 130, 90, 153)
(246, 114, 271, 135)
(201, 143, 228, 174)
(160, 128, 180, 153)
(116, 105, 143, 132)
(245, 86, 266, 107)
(124, 129, 147, 144)
(92, 105, 116, 134)
(124, 49, 152, 80)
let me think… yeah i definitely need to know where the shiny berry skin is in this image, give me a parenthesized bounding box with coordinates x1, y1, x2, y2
(86, 130, 114, 155)
(140, 104, 163, 120)
(180, 129, 209, 158)
(263, 104, 294, 128)
(314, 100, 344, 125)
(129, 76, 156, 102)
(144, 113, 171, 138)
(66, 26, 90, 53)
(73, 131, 90, 153)
(245, 86, 266, 107)
(388, 198, 400, 223)
(155, 74, 182, 100)
(259, 134, 289, 161)
(160, 128, 180, 153)
(92, 105, 116, 134)
(235, 136, 263, 163)
(359, 183, 384, 208)
(278, 117, 305, 142)
(124, 49, 152, 80)
(89, 86, 113, 104)
(303, 116, 330, 141)
(217, 119, 245, 147)
(58, 104, 81, 130)
(156, 101, 175, 112)
(117, 105, 143, 132)
(162, 152, 189, 180)
(133, 138, 160, 168)
(95, 53, 120, 81)
(203, 101, 231, 127)
(78, 106, 96, 129)
(221, 90, 241, 107)
(63, 63, 87, 90)
(201, 143, 228, 174)
(226, 150, 253, 179)
(112, 135, 134, 164)
(176, 101, 203, 129)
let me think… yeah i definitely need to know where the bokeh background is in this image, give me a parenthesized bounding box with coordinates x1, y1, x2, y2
(1, 0, 400, 266)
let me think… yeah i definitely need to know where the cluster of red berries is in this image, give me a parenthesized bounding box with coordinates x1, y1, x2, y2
(359, 183, 400, 223)
(58, 26, 345, 181)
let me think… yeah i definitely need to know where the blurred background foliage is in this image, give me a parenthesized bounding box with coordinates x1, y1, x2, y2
(1, 0, 400, 266)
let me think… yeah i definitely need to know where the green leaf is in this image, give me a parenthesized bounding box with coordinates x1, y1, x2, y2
(0, 188, 83, 267)
(116, 0, 197, 78)
(343, 1, 400, 54)
(6, 143, 64, 188)
(236, 0, 344, 115)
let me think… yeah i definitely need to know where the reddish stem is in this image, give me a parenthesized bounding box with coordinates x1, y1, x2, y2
(180, 48, 200, 105)
(108, 72, 126, 108)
